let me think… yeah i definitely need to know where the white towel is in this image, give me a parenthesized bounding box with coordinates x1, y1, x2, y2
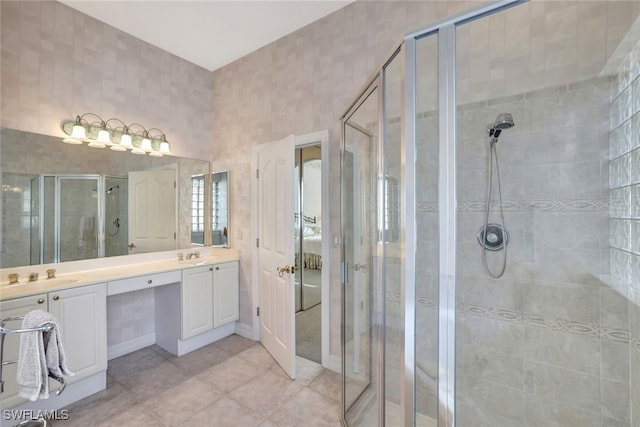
(17, 310, 74, 401)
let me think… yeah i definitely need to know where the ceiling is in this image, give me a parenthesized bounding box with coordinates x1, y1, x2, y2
(60, 1, 353, 72)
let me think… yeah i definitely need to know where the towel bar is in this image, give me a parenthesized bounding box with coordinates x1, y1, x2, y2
(0, 316, 66, 427)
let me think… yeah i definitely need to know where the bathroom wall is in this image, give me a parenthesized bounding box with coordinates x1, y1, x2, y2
(0, 0, 210, 348)
(609, 35, 640, 426)
(210, 0, 475, 366)
(0, 0, 213, 161)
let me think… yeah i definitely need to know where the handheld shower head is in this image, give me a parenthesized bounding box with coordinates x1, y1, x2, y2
(487, 113, 515, 141)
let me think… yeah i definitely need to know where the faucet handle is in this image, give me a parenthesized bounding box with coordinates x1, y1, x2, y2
(8, 273, 19, 284)
(46, 269, 56, 279)
(29, 272, 39, 282)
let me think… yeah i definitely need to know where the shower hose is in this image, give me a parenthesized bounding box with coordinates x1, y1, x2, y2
(482, 139, 507, 278)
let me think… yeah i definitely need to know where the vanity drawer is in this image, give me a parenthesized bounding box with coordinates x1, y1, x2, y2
(107, 270, 181, 296)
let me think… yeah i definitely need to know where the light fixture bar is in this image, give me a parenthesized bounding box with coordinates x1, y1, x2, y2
(60, 113, 172, 157)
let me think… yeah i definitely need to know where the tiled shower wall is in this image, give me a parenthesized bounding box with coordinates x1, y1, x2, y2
(609, 36, 640, 426)
(455, 78, 629, 426)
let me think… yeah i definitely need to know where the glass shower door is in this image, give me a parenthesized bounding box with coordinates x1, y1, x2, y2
(343, 84, 379, 425)
(57, 176, 100, 262)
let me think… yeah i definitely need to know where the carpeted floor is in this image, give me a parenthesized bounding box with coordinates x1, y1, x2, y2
(296, 303, 322, 364)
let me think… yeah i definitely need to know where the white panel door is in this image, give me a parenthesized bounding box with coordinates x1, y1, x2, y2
(258, 135, 296, 379)
(128, 169, 176, 254)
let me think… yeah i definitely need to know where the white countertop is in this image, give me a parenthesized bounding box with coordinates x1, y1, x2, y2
(0, 249, 239, 301)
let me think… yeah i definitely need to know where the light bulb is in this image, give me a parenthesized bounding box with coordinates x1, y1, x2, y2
(140, 137, 152, 151)
(159, 141, 171, 154)
(63, 123, 85, 144)
(120, 133, 133, 149)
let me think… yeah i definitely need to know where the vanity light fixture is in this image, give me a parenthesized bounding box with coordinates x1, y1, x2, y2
(61, 113, 172, 157)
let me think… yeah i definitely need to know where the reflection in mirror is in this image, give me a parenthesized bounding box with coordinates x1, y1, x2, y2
(191, 174, 206, 246)
(211, 171, 229, 247)
(1, 128, 210, 269)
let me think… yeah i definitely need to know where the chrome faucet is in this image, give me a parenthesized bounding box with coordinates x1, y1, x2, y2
(186, 251, 200, 260)
(29, 272, 39, 282)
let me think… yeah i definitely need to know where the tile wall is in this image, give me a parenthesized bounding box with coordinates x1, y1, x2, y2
(210, 0, 475, 367)
(0, 0, 213, 161)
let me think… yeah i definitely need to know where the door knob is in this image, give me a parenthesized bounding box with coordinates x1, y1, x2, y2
(277, 265, 291, 274)
(128, 242, 136, 249)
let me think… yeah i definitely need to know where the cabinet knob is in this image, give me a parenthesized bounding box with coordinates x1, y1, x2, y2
(215, 267, 220, 271)
(209, 267, 213, 271)
(37, 298, 45, 304)
(147, 279, 153, 284)
(52, 295, 60, 301)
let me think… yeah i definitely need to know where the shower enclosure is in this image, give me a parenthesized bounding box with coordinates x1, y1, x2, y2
(30, 174, 128, 264)
(342, 0, 640, 426)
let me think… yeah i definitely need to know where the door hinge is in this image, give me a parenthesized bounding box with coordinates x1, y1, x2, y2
(174, 232, 176, 240)
(256, 238, 259, 248)
(257, 307, 260, 317)
(174, 181, 176, 189)
(256, 169, 259, 179)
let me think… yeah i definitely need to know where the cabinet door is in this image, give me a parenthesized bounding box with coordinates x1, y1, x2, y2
(48, 283, 107, 383)
(181, 265, 214, 339)
(213, 261, 239, 328)
(0, 294, 48, 410)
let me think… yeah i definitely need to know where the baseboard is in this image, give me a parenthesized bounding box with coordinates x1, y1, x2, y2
(107, 333, 156, 360)
(234, 322, 255, 340)
(175, 322, 235, 356)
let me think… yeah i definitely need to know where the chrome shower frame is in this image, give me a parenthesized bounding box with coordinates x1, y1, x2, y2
(341, 1, 527, 426)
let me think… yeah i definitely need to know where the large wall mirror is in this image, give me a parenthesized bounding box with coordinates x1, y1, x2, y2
(1, 128, 211, 268)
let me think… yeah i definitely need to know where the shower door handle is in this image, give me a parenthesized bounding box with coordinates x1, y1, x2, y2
(354, 263, 368, 273)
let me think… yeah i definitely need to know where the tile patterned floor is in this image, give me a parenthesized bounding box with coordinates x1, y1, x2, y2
(51, 335, 341, 427)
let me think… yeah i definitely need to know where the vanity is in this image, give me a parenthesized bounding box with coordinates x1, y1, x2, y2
(0, 247, 240, 422)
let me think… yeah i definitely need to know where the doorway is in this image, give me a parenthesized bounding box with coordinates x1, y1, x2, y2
(294, 145, 323, 364)
(252, 130, 330, 378)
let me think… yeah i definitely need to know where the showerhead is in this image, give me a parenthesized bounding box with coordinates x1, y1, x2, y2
(487, 113, 514, 141)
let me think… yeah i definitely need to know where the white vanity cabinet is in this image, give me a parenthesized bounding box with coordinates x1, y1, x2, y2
(213, 261, 239, 328)
(181, 265, 214, 339)
(181, 261, 239, 339)
(0, 293, 48, 410)
(48, 283, 107, 383)
(0, 283, 107, 410)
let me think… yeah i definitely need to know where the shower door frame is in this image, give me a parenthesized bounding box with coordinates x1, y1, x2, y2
(403, 1, 527, 426)
(341, 1, 528, 426)
(33, 174, 106, 264)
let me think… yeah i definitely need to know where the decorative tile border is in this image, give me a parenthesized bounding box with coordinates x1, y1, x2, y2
(458, 302, 631, 344)
(386, 292, 635, 347)
(416, 199, 611, 213)
(459, 199, 610, 212)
